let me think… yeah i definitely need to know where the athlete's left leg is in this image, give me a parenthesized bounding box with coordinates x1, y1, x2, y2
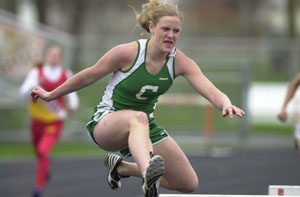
(114, 136, 198, 193)
(153, 137, 198, 193)
(35, 121, 63, 189)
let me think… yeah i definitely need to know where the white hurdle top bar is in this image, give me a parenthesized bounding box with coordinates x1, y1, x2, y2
(269, 185, 300, 196)
(161, 185, 300, 197)
(160, 195, 296, 197)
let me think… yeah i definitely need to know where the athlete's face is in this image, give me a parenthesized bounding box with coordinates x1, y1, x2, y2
(46, 47, 62, 66)
(149, 16, 182, 53)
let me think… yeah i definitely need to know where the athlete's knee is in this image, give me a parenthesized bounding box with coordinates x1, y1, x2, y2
(131, 111, 148, 126)
(37, 146, 50, 158)
(136, 111, 148, 123)
(163, 174, 198, 193)
(182, 178, 198, 193)
(175, 176, 198, 193)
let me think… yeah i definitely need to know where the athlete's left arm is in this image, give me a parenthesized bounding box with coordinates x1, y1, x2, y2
(19, 68, 39, 100)
(174, 50, 245, 118)
(65, 70, 79, 115)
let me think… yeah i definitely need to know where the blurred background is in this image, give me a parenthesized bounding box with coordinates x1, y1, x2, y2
(1, 1, 300, 196)
(1, 0, 300, 156)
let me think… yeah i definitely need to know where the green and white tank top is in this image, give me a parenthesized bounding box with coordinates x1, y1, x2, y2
(97, 39, 176, 119)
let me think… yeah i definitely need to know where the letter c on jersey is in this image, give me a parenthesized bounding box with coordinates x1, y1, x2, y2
(136, 85, 159, 100)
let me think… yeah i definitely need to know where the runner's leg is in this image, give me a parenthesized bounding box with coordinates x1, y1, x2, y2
(36, 121, 63, 189)
(153, 137, 198, 193)
(104, 136, 198, 193)
(94, 110, 153, 175)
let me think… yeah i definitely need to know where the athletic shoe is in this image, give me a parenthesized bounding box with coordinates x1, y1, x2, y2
(104, 153, 128, 190)
(142, 155, 165, 197)
(32, 188, 42, 197)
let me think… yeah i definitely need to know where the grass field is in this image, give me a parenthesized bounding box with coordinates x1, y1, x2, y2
(0, 142, 103, 160)
(0, 141, 242, 161)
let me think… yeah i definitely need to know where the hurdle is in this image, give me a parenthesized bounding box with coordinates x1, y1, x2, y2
(269, 185, 300, 196)
(159, 194, 299, 197)
(160, 195, 296, 197)
(160, 185, 300, 197)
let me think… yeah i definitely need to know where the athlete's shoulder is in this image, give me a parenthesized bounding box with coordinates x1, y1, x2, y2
(175, 49, 194, 66)
(174, 49, 199, 77)
(27, 66, 39, 77)
(108, 41, 138, 68)
(111, 41, 138, 59)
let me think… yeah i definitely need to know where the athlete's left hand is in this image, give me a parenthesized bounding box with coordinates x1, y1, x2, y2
(30, 86, 51, 102)
(222, 105, 245, 118)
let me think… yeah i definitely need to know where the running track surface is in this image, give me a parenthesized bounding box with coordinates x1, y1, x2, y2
(1, 148, 300, 197)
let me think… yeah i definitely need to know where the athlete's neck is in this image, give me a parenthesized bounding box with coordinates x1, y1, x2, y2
(147, 39, 168, 63)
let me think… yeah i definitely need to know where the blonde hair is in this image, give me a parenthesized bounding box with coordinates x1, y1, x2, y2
(136, 0, 183, 33)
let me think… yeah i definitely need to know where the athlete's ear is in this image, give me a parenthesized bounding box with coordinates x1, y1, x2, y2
(149, 21, 154, 35)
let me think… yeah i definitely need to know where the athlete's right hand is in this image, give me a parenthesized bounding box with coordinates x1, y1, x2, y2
(30, 86, 51, 103)
(277, 110, 287, 122)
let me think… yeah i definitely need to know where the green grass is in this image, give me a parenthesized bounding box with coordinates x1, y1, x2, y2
(251, 123, 293, 136)
(0, 142, 105, 161)
(0, 140, 238, 161)
(155, 105, 242, 133)
(0, 108, 28, 130)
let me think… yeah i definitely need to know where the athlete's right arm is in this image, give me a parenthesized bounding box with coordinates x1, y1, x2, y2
(278, 73, 300, 121)
(19, 68, 38, 100)
(31, 42, 138, 102)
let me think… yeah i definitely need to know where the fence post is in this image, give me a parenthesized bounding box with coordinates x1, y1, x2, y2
(204, 104, 214, 139)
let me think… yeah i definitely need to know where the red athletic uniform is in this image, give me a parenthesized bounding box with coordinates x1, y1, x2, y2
(28, 66, 68, 190)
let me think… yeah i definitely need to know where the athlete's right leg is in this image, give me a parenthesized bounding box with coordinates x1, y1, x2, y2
(294, 123, 300, 153)
(30, 120, 63, 197)
(36, 121, 63, 189)
(31, 119, 43, 197)
(93, 110, 153, 176)
(31, 119, 43, 153)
